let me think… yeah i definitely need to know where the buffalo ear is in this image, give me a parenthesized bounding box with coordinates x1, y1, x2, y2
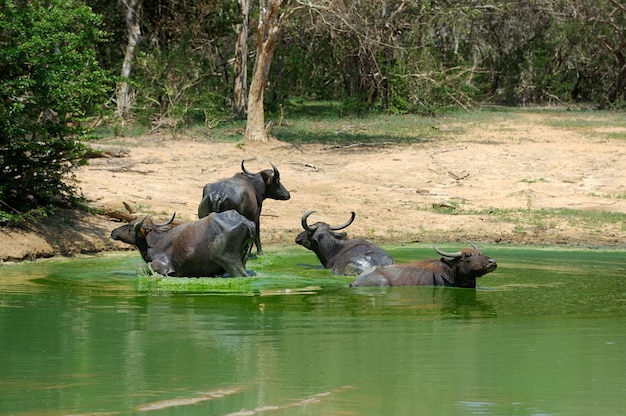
(138, 224, 152, 237)
(137, 218, 155, 238)
(441, 256, 462, 267)
(261, 170, 273, 185)
(311, 231, 323, 243)
(326, 230, 348, 240)
(440, 257, 453, 266)
(133, 215, 148, 235)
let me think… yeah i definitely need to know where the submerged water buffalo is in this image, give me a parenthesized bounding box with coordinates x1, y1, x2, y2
(111, 210, 255, 277)
(197, 160, 290, 255)
(349, 244, 497, 288)
(295, 210, 394, 275)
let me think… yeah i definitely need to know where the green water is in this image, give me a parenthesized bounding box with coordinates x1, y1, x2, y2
(1, 244, 625, 415)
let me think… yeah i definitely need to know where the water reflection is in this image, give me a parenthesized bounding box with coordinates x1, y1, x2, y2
(346, 286, 497, 321)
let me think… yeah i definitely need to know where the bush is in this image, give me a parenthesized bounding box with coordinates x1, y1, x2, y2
(0, 0, 111, 223)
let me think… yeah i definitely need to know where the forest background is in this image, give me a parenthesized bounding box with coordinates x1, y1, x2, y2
(1, 0, 626, 229)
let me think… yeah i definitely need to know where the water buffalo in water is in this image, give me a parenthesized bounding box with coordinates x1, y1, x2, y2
(295, 210, 394, 275)
(349, 244, 497, 288)
(198, 160, 290, 255)
(111, 210, 255, 277)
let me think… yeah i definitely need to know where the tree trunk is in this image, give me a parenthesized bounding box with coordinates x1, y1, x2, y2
(116, 0, 143, 122)
(244, 0, 284, 143)
(617, 62, 626, 101)
(232, 0, 249, 118)
(609, 51, 626, 102)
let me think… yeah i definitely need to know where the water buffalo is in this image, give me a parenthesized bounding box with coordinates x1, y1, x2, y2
(295, 210, 394, 275)
(349, 244, 497, 288)
(198, 160, 290, 255)
(111, 210, 256, 278)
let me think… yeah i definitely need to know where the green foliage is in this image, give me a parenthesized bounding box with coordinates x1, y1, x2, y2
(83, 0, 626, 133)
(0, 0, 111, 223)
(123, 0, 239, 129)
(132, 49, 231, 129)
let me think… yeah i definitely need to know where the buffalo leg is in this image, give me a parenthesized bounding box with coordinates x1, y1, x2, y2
(222, 262, 248, 278)
(149, 259, 175, 277)
(254, 218, 263, 255)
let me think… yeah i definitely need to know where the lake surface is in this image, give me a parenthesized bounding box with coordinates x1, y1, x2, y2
(1, 244, 625, 415)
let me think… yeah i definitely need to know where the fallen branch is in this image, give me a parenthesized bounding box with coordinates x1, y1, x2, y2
(567, 200, 620, 206)
(448, 170, 470, 181)
(89, 165, 151, 174)
(323, 142, 395, 150)
(433, 201, 457, 209)
(83, 145, 130, 159)
(103, 202, 139, 222)
(103, 209, 137, 222)
(289, 161, 322, 171)
(224, 385, 354, 416)
(430, 144, 467, 158)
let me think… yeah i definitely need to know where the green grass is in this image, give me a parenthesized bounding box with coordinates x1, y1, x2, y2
(210, 100, 460, 145)
(92, 123, 152, 139)
(537, 111, 626, 140)
(436, 206, 626, 231)
(91, 101, 626, 145)
(271, 113, 444, 145)
(215, 103, 625, 145)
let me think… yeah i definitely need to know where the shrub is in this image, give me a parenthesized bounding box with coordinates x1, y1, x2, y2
(0, 0, 111, 223)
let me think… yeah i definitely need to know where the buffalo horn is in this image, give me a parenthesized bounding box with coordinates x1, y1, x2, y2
(133, 215, 148, 231)
(241, 160, 253, 176)
(301, 210, 318, 232)
(433, 245, 462, 258)
(155, 212, 176, 227)
(329, 211, 356, 231)
(468, 242, 480, 251)
(270, 162, 280, 180)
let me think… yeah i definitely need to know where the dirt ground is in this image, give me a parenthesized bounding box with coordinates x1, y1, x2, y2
(1, 111, 625, 262)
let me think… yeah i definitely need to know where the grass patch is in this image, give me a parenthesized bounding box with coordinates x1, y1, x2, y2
(200, 118, 247, 142)
(441, 206, 626, 231)
(90, 104, 626, 147)
(92, 123, 152, 139)
(537, 111, 626, 140)
(271, 112, 444, 145)
(520, 178, 548, 184)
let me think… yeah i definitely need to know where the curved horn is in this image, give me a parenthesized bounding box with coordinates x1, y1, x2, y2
(155, 212, 176, 227)
(270, 162, 280, 180)
(329, 211, 356, 231)
(133, 215, 148, 232)
(468, 242, 480, 251)
(241, 160, 254, 176)
(301, 210, 318, 232)
(433, 245, 463, 258)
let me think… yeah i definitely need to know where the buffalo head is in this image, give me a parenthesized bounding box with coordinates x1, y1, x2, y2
(295, 210, 355, 250)
(433, 243, 498, 279)
(241, 160, 291, 201)
(296, 210, 394, 275)
(111, 213, 176, 248)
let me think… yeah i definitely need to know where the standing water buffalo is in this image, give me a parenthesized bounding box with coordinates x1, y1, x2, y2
(111, 210, 256, 277)
(349, 244, 497, 288)
(198, 160, 290, 255)
(295, 210, 394, 275)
